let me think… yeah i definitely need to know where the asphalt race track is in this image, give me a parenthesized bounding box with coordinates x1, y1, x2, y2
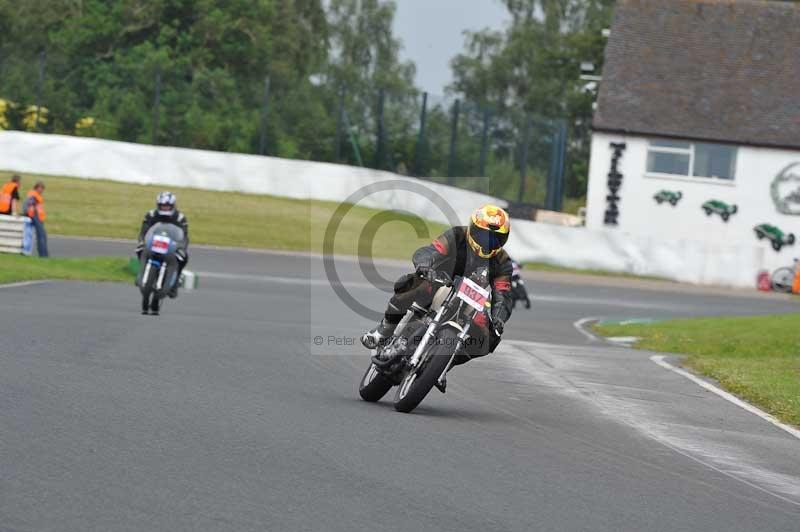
(1, 236, 799, 531)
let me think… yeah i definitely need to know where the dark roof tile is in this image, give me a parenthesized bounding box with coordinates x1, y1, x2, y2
(593, 0, 800, 150)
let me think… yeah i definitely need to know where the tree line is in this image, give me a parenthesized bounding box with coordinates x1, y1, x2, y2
(0, 0, 613, 206)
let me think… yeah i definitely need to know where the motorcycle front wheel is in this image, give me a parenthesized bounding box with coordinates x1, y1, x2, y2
(140, 262, 157, 313)
(358, 362, 394, 402)
(393, 328, 457, 413)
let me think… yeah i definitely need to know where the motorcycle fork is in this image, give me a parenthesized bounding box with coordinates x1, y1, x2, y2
(408, 304, 447, 367)
(393, 306, 419, 338)
(156, 262, 167, 290)
(142, 261, 152, 286)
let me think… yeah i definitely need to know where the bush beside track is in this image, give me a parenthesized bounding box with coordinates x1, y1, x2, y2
(594, 315, 800, 427)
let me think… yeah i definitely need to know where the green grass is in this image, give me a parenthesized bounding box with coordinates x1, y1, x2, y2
(594, 315, 800, 427)
(562, 196, 585, 216)
(1, 171, 446, 260)
(0, 254, 134, 284)
(522, 261, 670, 282)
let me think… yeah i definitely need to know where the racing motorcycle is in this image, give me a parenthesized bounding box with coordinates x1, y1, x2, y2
(358, 266, 495, 413)
(137, 222, 185, 315)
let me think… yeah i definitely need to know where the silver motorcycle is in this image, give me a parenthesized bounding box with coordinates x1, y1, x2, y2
(136, 222, 185, 315)
(358, 266, 495, 413)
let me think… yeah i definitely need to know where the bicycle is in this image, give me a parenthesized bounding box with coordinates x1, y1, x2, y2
(770, 259, 798, 293)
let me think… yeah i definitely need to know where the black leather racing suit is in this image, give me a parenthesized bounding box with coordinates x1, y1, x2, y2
(383, 226, 514, 365)
(136, 209, 189, 271)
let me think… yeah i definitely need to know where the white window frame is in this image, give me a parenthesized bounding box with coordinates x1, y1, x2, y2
(645, 140, 736, 186)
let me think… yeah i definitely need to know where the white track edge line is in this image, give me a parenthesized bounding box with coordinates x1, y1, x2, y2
(573, 317, 603, 342)
(0, 280, 50, 289)
(651, 355, 800, 441)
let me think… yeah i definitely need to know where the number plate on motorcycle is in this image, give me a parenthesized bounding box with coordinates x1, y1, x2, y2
(457, 277, 490, 311)
(151, 235, 171, 254)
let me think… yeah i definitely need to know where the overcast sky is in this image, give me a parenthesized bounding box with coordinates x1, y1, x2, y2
(392, 0, 510, 95)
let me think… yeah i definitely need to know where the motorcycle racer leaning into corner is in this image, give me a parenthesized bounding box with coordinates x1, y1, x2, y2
(136, 191, 189, 298)
(361, 204, 515, 389)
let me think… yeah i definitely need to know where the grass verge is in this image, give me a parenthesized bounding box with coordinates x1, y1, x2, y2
(522, 261, 670, 282)
(0, 254, 134, 284)
(594, 315, 800, 427)
(1, 171, 446, 261)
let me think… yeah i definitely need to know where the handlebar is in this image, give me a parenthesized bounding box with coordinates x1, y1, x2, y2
(418, 269, 452, 286)
(419, 269, 501, 334)
(435, 272, 453, 286)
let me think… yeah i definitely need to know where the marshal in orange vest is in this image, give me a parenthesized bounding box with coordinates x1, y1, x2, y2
(0, 179, 20, 215)
(25, 189, 46, 222)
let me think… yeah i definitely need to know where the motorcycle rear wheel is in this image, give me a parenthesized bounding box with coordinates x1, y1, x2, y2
(358, 363, 394, 402)
(393, 328, 457, 413)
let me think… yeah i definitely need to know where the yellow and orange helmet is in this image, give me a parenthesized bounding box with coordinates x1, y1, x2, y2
(467, 204, 510, 258)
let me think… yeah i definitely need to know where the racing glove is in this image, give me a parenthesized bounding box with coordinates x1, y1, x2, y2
(415, 254, 436, 283)
(417, 266, 437, 284)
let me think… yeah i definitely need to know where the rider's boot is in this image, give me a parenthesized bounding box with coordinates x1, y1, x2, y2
(360, 319, 397, 349)
(434, 375, 447, 394)
(170, 260, 186, 299)
(435, 353, 471, 393)
(435, 364, 457, 393)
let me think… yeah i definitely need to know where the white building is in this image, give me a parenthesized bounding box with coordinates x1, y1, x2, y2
(586, 0, 800, 278)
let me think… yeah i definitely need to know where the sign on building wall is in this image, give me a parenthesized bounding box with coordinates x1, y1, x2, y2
(604, 142, 626, 225)
(770, 162, 800, 215)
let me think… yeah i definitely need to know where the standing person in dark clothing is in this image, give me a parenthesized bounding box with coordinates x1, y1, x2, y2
(0, 174, 22, 215)
(23, 181, 48, 257)
(136, 191, 189, 297)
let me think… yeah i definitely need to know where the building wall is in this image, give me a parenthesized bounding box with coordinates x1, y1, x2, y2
(586, 132, 800, 274)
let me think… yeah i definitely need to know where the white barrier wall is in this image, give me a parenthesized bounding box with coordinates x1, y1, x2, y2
(0, 214, 29, 254)
(505, 220, 763, 287)
(0, 131, 767, 287)
(0, 131, 502, 227)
